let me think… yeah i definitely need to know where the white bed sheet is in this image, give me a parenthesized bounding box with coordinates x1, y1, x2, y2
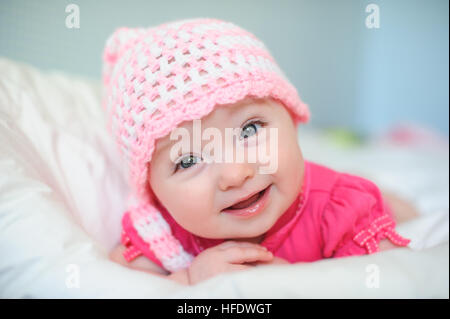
(0, 57, 448, 298)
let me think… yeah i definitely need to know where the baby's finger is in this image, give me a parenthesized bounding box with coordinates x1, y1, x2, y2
(225, 247, 273, 264)
(226, 264, 253, 273)
(217, 240, 267, 251)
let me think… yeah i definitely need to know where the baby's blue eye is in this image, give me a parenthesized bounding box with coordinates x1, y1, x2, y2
(240, 120, 264, 139)
(175, 154, 201, 172)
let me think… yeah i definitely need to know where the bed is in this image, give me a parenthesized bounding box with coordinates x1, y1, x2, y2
(0, 57, 448, 298)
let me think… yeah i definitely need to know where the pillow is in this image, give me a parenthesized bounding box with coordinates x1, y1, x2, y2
(0, 57, 127, 250)
(0, 59, 184, 297)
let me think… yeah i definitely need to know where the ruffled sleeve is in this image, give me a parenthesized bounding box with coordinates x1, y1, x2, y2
(320, 173, 411, 258)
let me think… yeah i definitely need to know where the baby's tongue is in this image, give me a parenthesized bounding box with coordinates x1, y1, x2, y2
(229, 192, 260, 209)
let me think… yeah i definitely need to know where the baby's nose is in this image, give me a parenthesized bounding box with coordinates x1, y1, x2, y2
(218, 162, 255, 191)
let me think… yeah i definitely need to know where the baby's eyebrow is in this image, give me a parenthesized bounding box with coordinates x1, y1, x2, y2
(159, 132, 196, 159)
(158, 138, 176, 152)
(158, 139, 185, 159)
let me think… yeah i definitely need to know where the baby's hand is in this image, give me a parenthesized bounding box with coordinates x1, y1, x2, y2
(187, 241, 273, 285)
(248, 256, 290, 267)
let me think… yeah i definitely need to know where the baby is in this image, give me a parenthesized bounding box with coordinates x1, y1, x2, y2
(104, 18, 417, 286)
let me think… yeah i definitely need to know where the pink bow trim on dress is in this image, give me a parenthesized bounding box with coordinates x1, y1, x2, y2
(121, 230, 143, 262)
(353, 214, 411, 254)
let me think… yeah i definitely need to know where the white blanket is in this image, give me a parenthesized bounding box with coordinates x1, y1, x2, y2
(0, 57, 448, 298)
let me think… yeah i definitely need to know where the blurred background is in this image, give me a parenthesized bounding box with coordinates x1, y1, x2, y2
(0, 0, 448, 137)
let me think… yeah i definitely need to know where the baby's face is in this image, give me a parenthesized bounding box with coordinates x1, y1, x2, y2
(149, 97, 305, 241)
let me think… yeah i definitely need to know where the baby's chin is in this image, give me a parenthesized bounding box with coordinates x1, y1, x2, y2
(184, 216, 272, 240)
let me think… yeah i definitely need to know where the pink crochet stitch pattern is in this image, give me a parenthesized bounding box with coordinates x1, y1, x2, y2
(102, 18, 310, 272)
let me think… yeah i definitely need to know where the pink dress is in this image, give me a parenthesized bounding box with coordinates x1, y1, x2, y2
(120, 160, 411, 269)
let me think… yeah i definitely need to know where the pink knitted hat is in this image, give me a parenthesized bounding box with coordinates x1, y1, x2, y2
(102, 18, 310, 271)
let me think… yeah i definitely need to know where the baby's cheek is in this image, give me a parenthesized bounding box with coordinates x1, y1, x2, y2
(278, 138, 302, 176)
(169, 183, 215, 230)
(276, 139, 304, 200)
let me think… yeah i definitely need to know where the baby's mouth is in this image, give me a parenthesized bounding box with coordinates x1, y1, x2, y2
(222, 185, 271, 211)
